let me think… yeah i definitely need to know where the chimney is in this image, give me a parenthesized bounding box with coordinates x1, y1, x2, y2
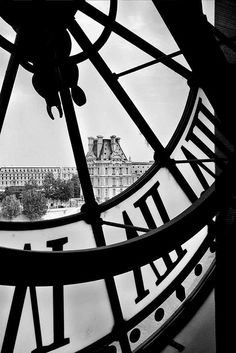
(110, 135, 116, 151)
(88, 137, 94, 153)
(97, 135, 103, 158)
(116, 137, 121, 151)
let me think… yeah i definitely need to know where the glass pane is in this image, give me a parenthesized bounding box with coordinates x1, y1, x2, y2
(114, 227, 210, 320)
(0, 281, 114, 352)
(0, 0, 194, 220)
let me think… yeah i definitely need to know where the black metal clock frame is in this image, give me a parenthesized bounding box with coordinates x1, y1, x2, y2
(0, 1, 235, 352)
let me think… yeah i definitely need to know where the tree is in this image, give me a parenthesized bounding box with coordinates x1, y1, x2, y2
(0, 191, 5, 202)
(24, 179, 39, 191)
(42, 172, 56, 200)
(3, 186, 24, 200)
(70, 174, 81, 198)
(22, 189, 47, 220)
(53, 179, 73, 203)
(1, 194, 21, 220)
(42, 172, 73, 205)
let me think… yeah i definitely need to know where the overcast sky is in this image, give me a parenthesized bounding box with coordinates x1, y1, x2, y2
(0, 1, 214, 167)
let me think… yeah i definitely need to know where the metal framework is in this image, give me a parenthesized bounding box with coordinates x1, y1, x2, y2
(0, 1, 235, 352)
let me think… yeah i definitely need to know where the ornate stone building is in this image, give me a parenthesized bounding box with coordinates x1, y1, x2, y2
(86, 135, 133, 202)
(0, 136, 153, 202)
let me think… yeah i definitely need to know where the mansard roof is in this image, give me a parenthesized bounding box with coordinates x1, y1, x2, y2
(86, 135, 128, 161)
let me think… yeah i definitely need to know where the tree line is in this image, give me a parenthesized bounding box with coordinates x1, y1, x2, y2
(0, 172, 81, 220)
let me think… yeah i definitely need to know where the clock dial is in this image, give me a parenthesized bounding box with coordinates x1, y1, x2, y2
(0, 1, 234, 352)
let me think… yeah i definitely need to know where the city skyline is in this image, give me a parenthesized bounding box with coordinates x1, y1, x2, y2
(0, 135, 153, 203)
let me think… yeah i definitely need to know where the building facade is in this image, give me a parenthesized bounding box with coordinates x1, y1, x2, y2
(0, 166, 77, 191)
(131, 162, 154, 181)
(0, 136, 153, 202)
(86, 135, 133, 202)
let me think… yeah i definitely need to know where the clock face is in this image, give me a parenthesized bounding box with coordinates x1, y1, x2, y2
(0, 1, 232, 352)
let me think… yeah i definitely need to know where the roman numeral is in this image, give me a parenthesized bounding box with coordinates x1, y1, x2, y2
(2, 238, 70, 353)
(181, 146, 214, 190)
(133, 180, 169, 227)
(185, 97, 233, 169)
(172, 97, 234, 198)
(123, 206, 187, 304)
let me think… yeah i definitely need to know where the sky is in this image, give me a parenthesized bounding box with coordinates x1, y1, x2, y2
(0, 1, 214, 167)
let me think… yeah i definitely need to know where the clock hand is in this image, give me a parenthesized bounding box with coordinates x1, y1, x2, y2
(46, 95, 63, 120)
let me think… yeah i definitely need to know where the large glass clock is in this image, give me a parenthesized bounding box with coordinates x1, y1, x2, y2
(0, 1, 235, 352)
